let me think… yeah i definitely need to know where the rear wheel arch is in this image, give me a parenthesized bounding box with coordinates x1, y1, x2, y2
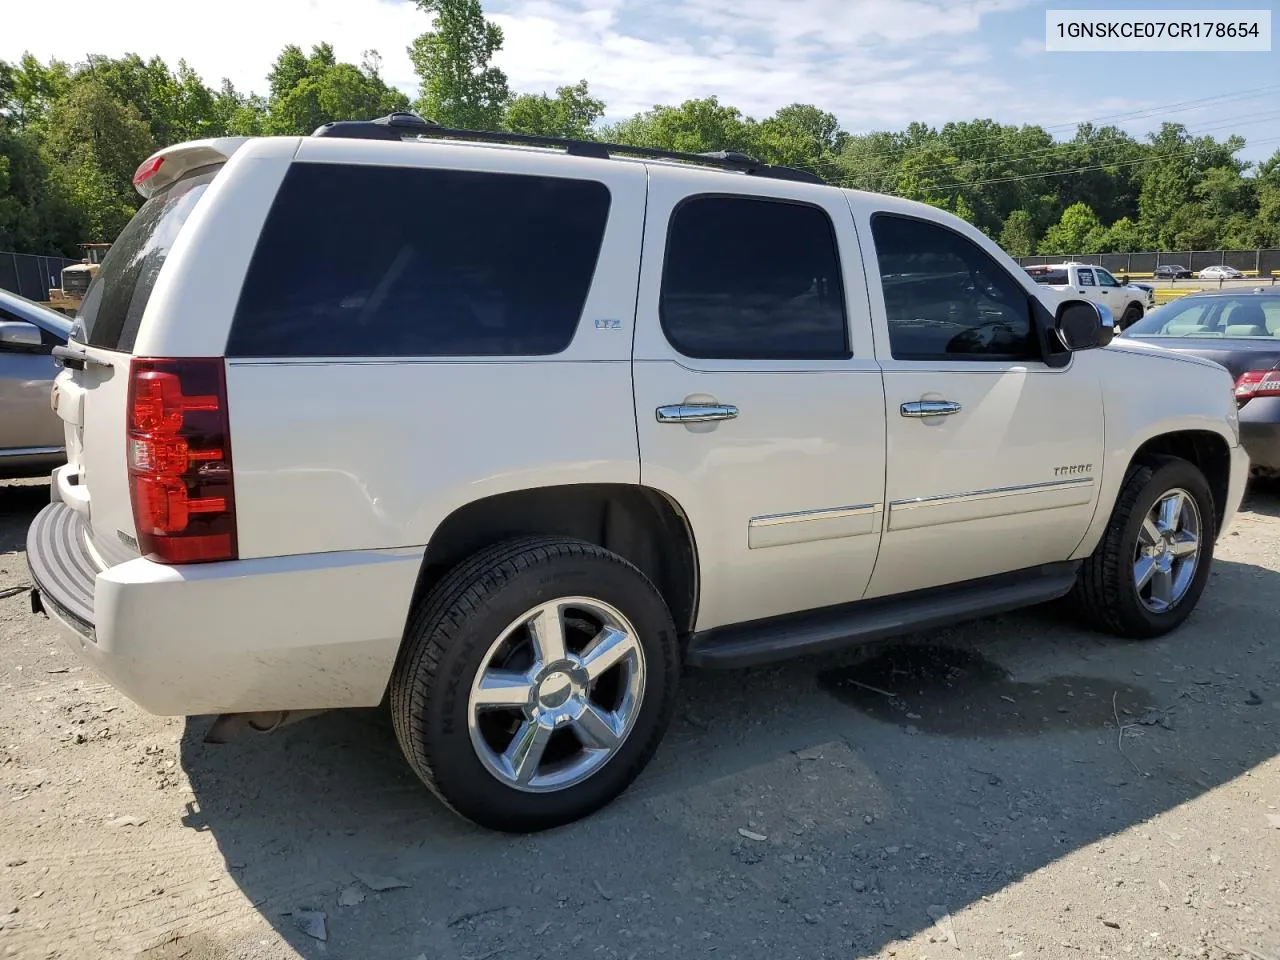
(406, 483, 700, 640)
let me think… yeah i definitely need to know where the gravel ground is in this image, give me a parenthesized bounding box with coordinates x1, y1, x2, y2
(0, 477, 1277, 960)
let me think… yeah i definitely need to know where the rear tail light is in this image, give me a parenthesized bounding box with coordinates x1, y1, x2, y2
(126, 358, 237, 563)
(1234, 369, 1280, 404)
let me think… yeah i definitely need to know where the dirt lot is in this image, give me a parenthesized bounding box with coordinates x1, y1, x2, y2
(0, 477, 1277, 960)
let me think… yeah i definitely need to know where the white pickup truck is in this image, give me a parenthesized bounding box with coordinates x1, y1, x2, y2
(27, 113, 1249, 831)
(1025, 262, 1155, 329)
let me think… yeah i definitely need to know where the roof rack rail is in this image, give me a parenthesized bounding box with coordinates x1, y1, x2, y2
(310, 112, 826, 185)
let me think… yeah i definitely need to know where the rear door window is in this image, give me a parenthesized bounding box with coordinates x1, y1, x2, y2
(659, 195, 849, 360)
(74, 166, 220, 352)
(227, 163, 612, 358)
(1077, 269, 1096, 286)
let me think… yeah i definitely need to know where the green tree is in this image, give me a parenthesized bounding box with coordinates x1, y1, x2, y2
(211, 79, 267, 136)
(264, 43, 407, 135)
(1039, 201, 1104, 254)
(1137, 123, 1245, 248)
(1098, 216, 1145, 253)
(75, 53, 180, 143)
(753, 103, 844, 172)
(603, 96, 755, 154)
(833, 130, 904, 192)
(893, 143, 959, 210)
(41, 80, 155, 241)
(999, 209, 1037, 257)
(0, 63, 82, 254)
(408, 0, 510, 129)
(504, 80, 604, 139)
(1254, 149, 1280, 247)
(4, 53, 71, 128)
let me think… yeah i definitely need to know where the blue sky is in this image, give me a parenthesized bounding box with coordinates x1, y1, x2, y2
(5, 0, 1278, 162)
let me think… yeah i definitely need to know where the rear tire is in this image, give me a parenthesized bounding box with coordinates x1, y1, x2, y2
(1070, 458, 1216, 639)
(390, 536, 680, 832)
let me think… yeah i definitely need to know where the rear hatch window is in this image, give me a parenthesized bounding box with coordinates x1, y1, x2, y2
(73, 165, 221, 353)
(1025, 267, 1069, 285)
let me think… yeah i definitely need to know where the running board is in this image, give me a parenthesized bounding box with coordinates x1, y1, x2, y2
(684, 561, 1082, 669)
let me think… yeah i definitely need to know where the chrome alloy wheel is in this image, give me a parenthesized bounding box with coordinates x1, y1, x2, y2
(1133, 487, 1202, 614)
(466, 597, 646, 793)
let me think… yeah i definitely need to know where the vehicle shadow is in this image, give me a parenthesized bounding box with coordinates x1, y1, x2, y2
(0, 479, 50, 557)
(176, 501, 1280, 959)
(1241, 478, 1280, 518)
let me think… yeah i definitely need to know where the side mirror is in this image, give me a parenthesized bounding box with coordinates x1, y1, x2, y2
(1055, 299, 1113, 351)
(0, 320, 43, 351)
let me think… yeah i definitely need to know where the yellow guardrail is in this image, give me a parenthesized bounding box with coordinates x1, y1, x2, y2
(1153, 288, 1201, 304)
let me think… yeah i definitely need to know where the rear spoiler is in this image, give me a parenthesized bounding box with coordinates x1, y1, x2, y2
(132, 138, 250, 199)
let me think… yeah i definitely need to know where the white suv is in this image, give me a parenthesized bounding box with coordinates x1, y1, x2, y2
(28, 113, 1249, 832)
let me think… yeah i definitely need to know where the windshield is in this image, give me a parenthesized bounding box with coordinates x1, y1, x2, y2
(73, 165, 220, 352)
(1123, 296, 1280, 338)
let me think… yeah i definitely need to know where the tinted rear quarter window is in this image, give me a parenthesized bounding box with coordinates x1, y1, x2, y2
(227, 164, 612, 358)
(1027, 268, 1069, 285)
(659, 195, 849, 360)
(75, 166, 219, 352)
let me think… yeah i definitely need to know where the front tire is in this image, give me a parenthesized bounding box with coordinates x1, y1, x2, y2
(390, 537, 680, 832)
(1120, 304, 1143, 329)
(1070, 458, 1216, 638)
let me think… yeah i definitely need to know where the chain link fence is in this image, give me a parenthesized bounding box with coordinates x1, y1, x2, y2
(1015, 249, 1280, 277)
(0, 251, 81, 302)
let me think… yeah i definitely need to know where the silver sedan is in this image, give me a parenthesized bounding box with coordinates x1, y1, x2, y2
(0, 288, 72, 480)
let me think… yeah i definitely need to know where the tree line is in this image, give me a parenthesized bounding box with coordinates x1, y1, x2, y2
(3, 0, 1279, 260)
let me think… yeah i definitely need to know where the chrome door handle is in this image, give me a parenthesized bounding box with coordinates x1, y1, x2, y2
(656, 403, 739, 423)
(900, 400, 962, 418)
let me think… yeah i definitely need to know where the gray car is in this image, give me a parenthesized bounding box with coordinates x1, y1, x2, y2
(1117, 290, 1280, 478)
(0, 287, 72, 479)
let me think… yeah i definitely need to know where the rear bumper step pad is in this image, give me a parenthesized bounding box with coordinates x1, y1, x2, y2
(27, 502, 97, 638)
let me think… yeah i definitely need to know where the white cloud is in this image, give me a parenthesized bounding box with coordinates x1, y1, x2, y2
(0, 0, 1100, 134)
(483, 0, 1058, 126)
(1015, 36, 1046, 58)
(0, 0, 427, 98)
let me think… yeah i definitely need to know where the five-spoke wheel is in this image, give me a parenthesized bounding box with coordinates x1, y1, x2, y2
(390, 537, 678, 832)
(1073, 457, 1216, 638)
(1132, 487, 1202, 614)
(467, 598, 646, 792)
